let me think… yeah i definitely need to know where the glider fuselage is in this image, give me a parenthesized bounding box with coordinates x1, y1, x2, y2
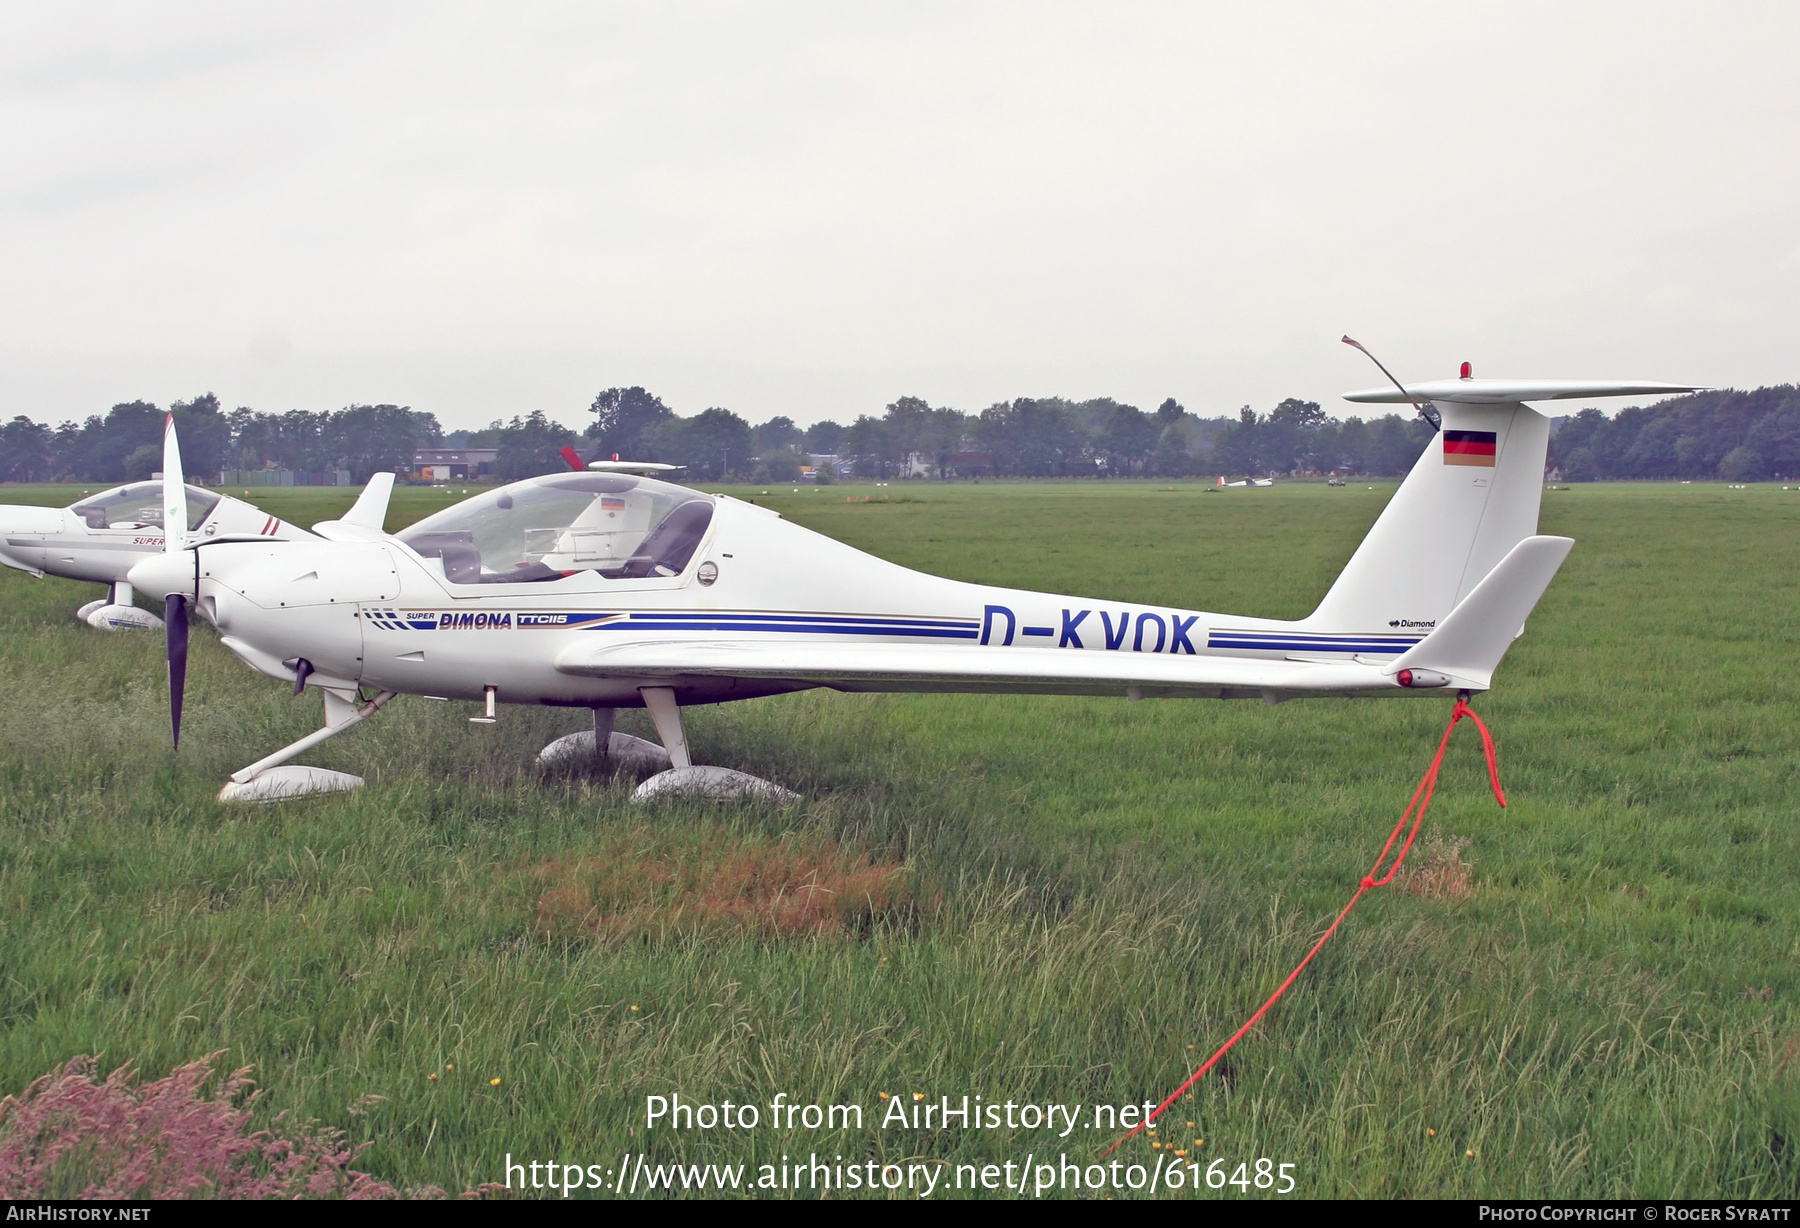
(196, 487, 1423, 710)
(0, 482, 306, 584)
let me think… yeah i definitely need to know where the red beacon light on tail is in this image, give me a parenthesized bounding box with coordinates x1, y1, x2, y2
(1396, 668, 1452, 689)
(1460, 362, 1472, 379)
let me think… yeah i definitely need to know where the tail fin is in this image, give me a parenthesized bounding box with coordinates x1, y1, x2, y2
(312, 472, 395, 542)
(1305, 399, 1549, 632)
(1309, 375, 1701, 633)
(342, 472, 395, 530)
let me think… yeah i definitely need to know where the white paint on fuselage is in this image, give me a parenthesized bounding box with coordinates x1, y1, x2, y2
(203, 495, 1405, 711)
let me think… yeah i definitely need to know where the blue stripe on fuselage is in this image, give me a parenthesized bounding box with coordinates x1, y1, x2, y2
(623, 612, 978, 629)
(608, 620, 979, 638)
(1207, 631, 1420, 653)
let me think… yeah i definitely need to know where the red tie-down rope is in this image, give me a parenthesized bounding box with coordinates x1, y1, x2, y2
(1102, 695, 1506, 1158)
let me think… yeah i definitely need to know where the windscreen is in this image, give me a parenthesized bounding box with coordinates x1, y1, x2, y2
(70, 483, 221, 532)
(396, 473, 714, 584)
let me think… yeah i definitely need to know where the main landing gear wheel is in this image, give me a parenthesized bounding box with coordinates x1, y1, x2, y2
(536, 705, 673, 771)
(619, 687, 799, 804)
(87, 604, 164, 631)
(537, 729, 673, 772)
(630, 766, 801, 804)
(83, 583, 162, 631)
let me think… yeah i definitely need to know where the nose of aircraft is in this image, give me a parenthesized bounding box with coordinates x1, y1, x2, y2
(190, 541, 396, 687)
(130, 539, 398, 614)
(0, 506, 62, 572)
(214, 542, 399, 608)
(126, 550, 197, 599)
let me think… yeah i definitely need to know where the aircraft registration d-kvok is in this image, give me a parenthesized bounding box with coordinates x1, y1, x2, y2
(125, 364, 1700, 803)
(0, 481, 312, 631)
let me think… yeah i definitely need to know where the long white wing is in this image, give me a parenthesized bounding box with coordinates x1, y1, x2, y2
(555, 639, 1393, 699)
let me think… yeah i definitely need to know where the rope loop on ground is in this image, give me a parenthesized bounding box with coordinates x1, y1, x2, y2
(1101, 696, 1506, 1158)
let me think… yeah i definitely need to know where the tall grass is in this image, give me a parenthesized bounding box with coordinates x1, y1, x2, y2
(0, 480, 1795, 1197)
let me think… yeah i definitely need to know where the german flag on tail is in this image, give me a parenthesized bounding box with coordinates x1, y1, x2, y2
(1443, 429, 1497, 467)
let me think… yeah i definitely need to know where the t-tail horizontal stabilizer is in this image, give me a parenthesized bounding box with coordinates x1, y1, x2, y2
(1386, 535, 1574, 691)
(1343, 379, 1706, 406)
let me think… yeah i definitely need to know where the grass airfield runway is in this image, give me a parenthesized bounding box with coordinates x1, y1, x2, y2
(0, 478, 1796, 1198)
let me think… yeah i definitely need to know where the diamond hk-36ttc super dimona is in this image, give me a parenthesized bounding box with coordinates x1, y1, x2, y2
(0, 482, 312, 631)
(122, 364, 1700, 803)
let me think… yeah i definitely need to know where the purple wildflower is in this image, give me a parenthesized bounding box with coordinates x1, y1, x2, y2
(0, 1053, 434, 1199)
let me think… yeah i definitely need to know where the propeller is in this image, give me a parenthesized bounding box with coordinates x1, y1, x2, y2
(160, 413, 192, 749)
(167, 592, 188, 748)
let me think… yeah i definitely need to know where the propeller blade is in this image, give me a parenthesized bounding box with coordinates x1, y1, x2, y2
(166, 593, 188, 749)
(162, 413, 188, 552)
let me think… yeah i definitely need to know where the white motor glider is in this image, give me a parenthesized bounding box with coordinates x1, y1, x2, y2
(0, 477, 316, 630)
(558, 444, 685, 479)
(124, 364, 1701, 803)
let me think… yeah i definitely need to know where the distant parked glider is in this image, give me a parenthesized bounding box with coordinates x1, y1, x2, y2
(0, 482, 314, 630)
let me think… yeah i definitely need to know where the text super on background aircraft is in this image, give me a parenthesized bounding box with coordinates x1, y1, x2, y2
(0, 482, 313, 630)
(124, 364, 1701, 803)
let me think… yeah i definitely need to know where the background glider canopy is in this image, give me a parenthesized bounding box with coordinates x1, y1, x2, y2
(1343, 379, 1706, 405)
(70, 482, 221, 531)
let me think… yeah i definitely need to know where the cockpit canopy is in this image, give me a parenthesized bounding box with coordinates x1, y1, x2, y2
(395, 473, 715, 585)
(69, 483, 221, 532)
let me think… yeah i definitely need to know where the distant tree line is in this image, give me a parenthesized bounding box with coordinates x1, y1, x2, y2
(8, 383, 1792, 488)
(420, 380, 1800, 483)
(558, 387, 1442, 482)
(461, 389, 861, 484)
(1211, 399, 1438, 478)
(0, 396, 442, 485)
(461, 389, 1235, 483)
(1547, 386, 1800, 481)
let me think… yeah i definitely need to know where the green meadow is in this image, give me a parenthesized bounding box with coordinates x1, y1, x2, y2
(0, 478, 1797, 1198)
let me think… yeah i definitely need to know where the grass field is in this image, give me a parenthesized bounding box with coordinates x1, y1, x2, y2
(0, 478, 1797, 1198)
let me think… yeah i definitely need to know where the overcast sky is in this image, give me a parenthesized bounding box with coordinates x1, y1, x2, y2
(2, 2, 1795, 432)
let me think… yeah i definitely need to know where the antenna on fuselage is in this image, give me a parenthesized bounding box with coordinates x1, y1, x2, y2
(1341, 335, 1441, 432)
